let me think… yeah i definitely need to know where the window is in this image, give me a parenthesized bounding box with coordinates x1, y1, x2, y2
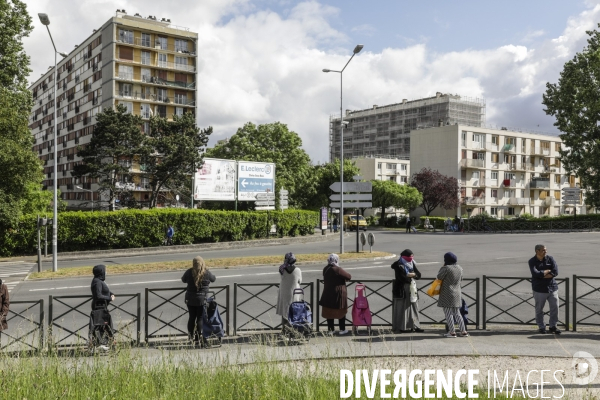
(157, 105, 167, 118)
(400, 176, 408, 183)
(175, 56, 188, 71)
(141, 33, 151, 47)
(377, 163, 382, 170)
(505, 137, 516, 145)
(389, 176, 396, 182)
(175, 39, 188, 52)
(175, 107, 184, 116)
(141, 68, 151, 83)
(472, 171, 480, 179)
(174, 92, 186, 105)
(156, 36, 167, 50)
(504, 172, 515, 180)
(490, 207, 498, 216)
(491, 189, 498, 198)
(555, 175, 561, 184)
(141, 51, 151, 65)
(157, 88, 168, 102)
(119, 29, 133, 44)
(491, 153, 499, 163)
(119, 83, 132, 97)
(120, 102, 133, 114)
(158, 53, 167, 68)
(119, 46, 133, 60)
(491, 171, 498, 180)
(400, 164, 407, 171)
(118, 65, 133, 80)
(521, 190, 525, 198)
(491, 136, 498, 145)
(142, 122, 150, 133)
(141, 104, 151, 119)
(555, 142, 561, 152)
(507, 207, 515, 216)
(461, 131, 466, 146)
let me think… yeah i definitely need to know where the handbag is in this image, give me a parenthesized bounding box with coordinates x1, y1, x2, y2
(409, 279, 418, 303)
(426, 279, 442, 296)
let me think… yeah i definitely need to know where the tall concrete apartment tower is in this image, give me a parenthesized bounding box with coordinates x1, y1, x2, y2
(29, 10, 198, 209)
(329, 92, 485, 162)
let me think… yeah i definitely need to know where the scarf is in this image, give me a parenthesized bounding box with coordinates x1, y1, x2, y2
(327, 253, 340, 267)
(279, 252, 296, 275)
(399, 257, 414, 274)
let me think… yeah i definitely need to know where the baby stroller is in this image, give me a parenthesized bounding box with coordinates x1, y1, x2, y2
(352, 284, 372, 335)
(284, 289, 313, 343)
(88, 301, 115, 353)
(445, 298, 469, 332)
(202, 291, 225, 348)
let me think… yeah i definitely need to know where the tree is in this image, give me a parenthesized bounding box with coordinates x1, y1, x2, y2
(410, 168, 460, 216)
(0, 0, 32, 93)
(298, 159, 362, 210)
(206, 122, 312, 208)
(142, 112, 211, 208)
(371, 180, 422, 223)
(543, 24, 600, 208)
(72, 105, 144, 210)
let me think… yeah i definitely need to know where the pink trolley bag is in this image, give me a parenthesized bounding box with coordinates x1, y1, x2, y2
(351, 284, 372, 335)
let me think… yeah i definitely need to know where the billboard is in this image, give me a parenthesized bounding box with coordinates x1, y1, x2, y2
(237, 161, 276, 200)
(193, 158, 236, 201)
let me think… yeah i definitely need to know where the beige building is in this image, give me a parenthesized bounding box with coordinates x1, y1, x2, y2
(410, 125, 584, 218)
(329, 93, 485, 162)
(29, 10, 198, 209)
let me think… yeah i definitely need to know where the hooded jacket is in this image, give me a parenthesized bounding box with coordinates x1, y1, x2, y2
(91, 265, 113, 309)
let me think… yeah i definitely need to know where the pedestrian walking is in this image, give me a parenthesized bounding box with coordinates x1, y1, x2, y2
(437, 252, 469, 338)
(333, 217, 338, 233)
(166, 225, 174, 246)
(90, 265, 115, 351)
(459, 216, 464, 232)
(444, 217, 452, 233)
(0, 279, 9, 334)
(405, 215, 412, 233)
(391, 249, 424, 333)
(319, 254, 351, 335)
(91, 264, 115, 309)
(182, 256, 216, 345)
(528, 244, 560, 334)
(276, 253, 302, 332)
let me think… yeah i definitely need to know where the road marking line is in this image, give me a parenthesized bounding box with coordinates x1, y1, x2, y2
(373, 262, 384, 265)
(495, 257, 514, 260)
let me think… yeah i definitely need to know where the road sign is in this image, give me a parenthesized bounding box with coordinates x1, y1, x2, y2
(280, 189, 289, 195)
(194, 158, 236, 201)
(562, 188, 581, 192)
(256, 193, 275, 200)
(255, 201, 275, 206)
(329, 194, 372, 201)
(328, 202, 373, 208)
(562, 196, 580, 200)
(280, 199, 289, 206)
(237, 161, 275, 200)
(255, 206, 275, 210)
(352, 175, 363, 181)
(329, 182, 372, 193)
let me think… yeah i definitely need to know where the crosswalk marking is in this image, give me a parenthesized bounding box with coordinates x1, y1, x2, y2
(4, 281, 19, 293)
(0, 262, 35, 278)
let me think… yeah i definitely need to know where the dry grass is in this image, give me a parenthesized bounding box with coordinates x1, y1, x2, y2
(28, 251, 393, 280)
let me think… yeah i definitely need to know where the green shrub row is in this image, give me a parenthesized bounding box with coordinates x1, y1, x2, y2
(1, 209, 317, 257)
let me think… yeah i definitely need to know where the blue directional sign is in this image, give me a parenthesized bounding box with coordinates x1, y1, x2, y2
(237, 161, 275, 200)
(238, 178, 273, 192)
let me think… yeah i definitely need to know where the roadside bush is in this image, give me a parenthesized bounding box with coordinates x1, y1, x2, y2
(0, 209, 317, 257)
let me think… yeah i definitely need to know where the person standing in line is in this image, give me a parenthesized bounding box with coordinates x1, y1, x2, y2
(319, 254, 351, 335)
(528, 244, 560, 334)
(405, 215, 412, 233)
(0, 279, 9, 335)
(459, 216, 464, 232)
(166, 225, 175, 246)
(276, 253, 302, 333)
(391, 249, 424, 333)
(182, 256, 216, 345)
(333, 217, 338, 233)
(437, 252, 469, 338)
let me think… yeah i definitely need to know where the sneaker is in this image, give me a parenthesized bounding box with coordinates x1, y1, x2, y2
(444, 333, 456, 338)
(460, 332, 470, 337)
(338, 330, 350, 335)
(413, 327, 425, 333)
(549, 327, 562, 335)
(538, 328, 547, 334)
(97, 345, 110, 352)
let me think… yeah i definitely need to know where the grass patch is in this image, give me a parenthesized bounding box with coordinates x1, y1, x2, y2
(28, 251, 393, 280)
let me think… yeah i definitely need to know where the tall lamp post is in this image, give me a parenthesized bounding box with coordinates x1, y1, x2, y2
(76, 186, 95, 212)
(39, 13, 67, 272)
(323, 44, 363, 254)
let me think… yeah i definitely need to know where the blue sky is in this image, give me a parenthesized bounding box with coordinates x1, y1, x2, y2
(24, 0, 600, 162)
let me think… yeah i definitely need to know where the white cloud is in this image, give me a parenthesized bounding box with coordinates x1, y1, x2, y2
(22, 0, 600, 163)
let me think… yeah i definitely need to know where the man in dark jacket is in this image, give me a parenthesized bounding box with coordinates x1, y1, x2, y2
(528, 244, 560, 334)
(91, 264, 114, 309)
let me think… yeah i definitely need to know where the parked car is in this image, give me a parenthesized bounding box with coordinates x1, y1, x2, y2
(343, 215, 368, 231)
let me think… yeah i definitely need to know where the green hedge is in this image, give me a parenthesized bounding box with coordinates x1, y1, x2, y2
(1, 209, 317, 257)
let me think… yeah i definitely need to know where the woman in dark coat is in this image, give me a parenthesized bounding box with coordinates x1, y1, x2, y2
(437, 252, 468, 338)
(391, 249, 424, 333)
(319, 254, 351, 335)
(0, 279, 9, 332)
(182, 256, 216, 344)
(91, 264, 114, 309)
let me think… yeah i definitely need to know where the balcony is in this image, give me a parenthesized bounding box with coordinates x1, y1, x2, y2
(502, 144, 516, 153)
(116, 56, 196, 73)
(509, 163, 533, 171)
(530, 179, 550, 189)
(469, 178, 485, 187)
(532, 147, 550, 156)
(462, 196, 485, 205)
(470, 142, 485, 150)
(544, 197, 555, 206)
(460, 159, 485, 168)
(115, 182, 135, 191)
(484, 142, 499, 151)
(508, 197, 530, 205)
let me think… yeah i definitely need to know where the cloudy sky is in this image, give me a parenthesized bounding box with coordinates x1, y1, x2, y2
(23, 0, 600, 163)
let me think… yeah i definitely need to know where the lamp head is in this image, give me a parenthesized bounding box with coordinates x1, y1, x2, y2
(38, 13, 50, 26)
(59, 52, 68, 58)
(353, 44, 364, 54)
(76, 186, 82, 189)
(322, 69, 332, 73)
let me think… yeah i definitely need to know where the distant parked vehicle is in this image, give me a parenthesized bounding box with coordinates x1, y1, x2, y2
(343, 215, 368, 231)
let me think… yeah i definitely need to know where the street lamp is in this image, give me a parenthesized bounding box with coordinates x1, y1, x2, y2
(323, 44, 363, 254)
(76, 186, 94, 212)
(39, 13, 67, 272)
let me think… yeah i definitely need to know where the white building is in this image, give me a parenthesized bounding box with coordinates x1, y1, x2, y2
(410, 125, 584, 218)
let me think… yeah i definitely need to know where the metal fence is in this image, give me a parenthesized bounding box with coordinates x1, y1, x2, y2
(49, 294, 141, 348)
(417, 278, 480, 329)
(468, 220, 600, 234)
(0, 300, 44, 351)
(145, 286, 229, 343)
(233, 282, 313, 335)
(573, 275, 600, 331)
(483, 276, 569, 330)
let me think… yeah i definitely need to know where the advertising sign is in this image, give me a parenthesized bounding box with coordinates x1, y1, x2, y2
(237, 161, 275, 200)
(193, 158, 236, 201)
(321, 207, 328, 230)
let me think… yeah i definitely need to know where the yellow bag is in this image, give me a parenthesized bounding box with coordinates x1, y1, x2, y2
(427, 279, 443, 296)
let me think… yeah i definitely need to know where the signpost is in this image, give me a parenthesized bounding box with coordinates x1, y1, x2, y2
(329, 181, 372, 253)
(237, 161, 275, 201)
(193, 158, 237, 201)
(321, 207, 328, 235)
(279, 188, 289, 211)
(562, 187, 582, 220)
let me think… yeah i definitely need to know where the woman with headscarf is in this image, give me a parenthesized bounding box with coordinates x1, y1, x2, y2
(437, 252, 469, 338)
(275, 252, 302, 329)
(319, 254, 352, 335)
(391, 249, 424, 333)
(182, 256, 216, 344)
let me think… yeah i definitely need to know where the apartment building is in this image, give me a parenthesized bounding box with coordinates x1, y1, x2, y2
(410, 125, 584, 218)
(352, 157, 411, 217)
(329, 92, 485, 162)
(29, 10, 198, 209)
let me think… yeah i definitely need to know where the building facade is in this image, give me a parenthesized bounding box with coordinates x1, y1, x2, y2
(409, 125, 584, 218)
(29, 10, 198, 209)
(329, 93, 485, 162)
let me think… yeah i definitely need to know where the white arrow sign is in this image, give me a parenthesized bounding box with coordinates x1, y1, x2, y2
(562, 195, 580, 199)
(280, 190, 289, 195)
(329, 182, 372, 193)
(330, 194, 372, 201)
(255, 206, 276, 210)
(329, 202, 373, 208)
(241, 179, 248, 188)
(280, 200, 289, 206)
(255, 201, 275, 206)
(256, 193, 275, 200)
(562, 188, 582, 192)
